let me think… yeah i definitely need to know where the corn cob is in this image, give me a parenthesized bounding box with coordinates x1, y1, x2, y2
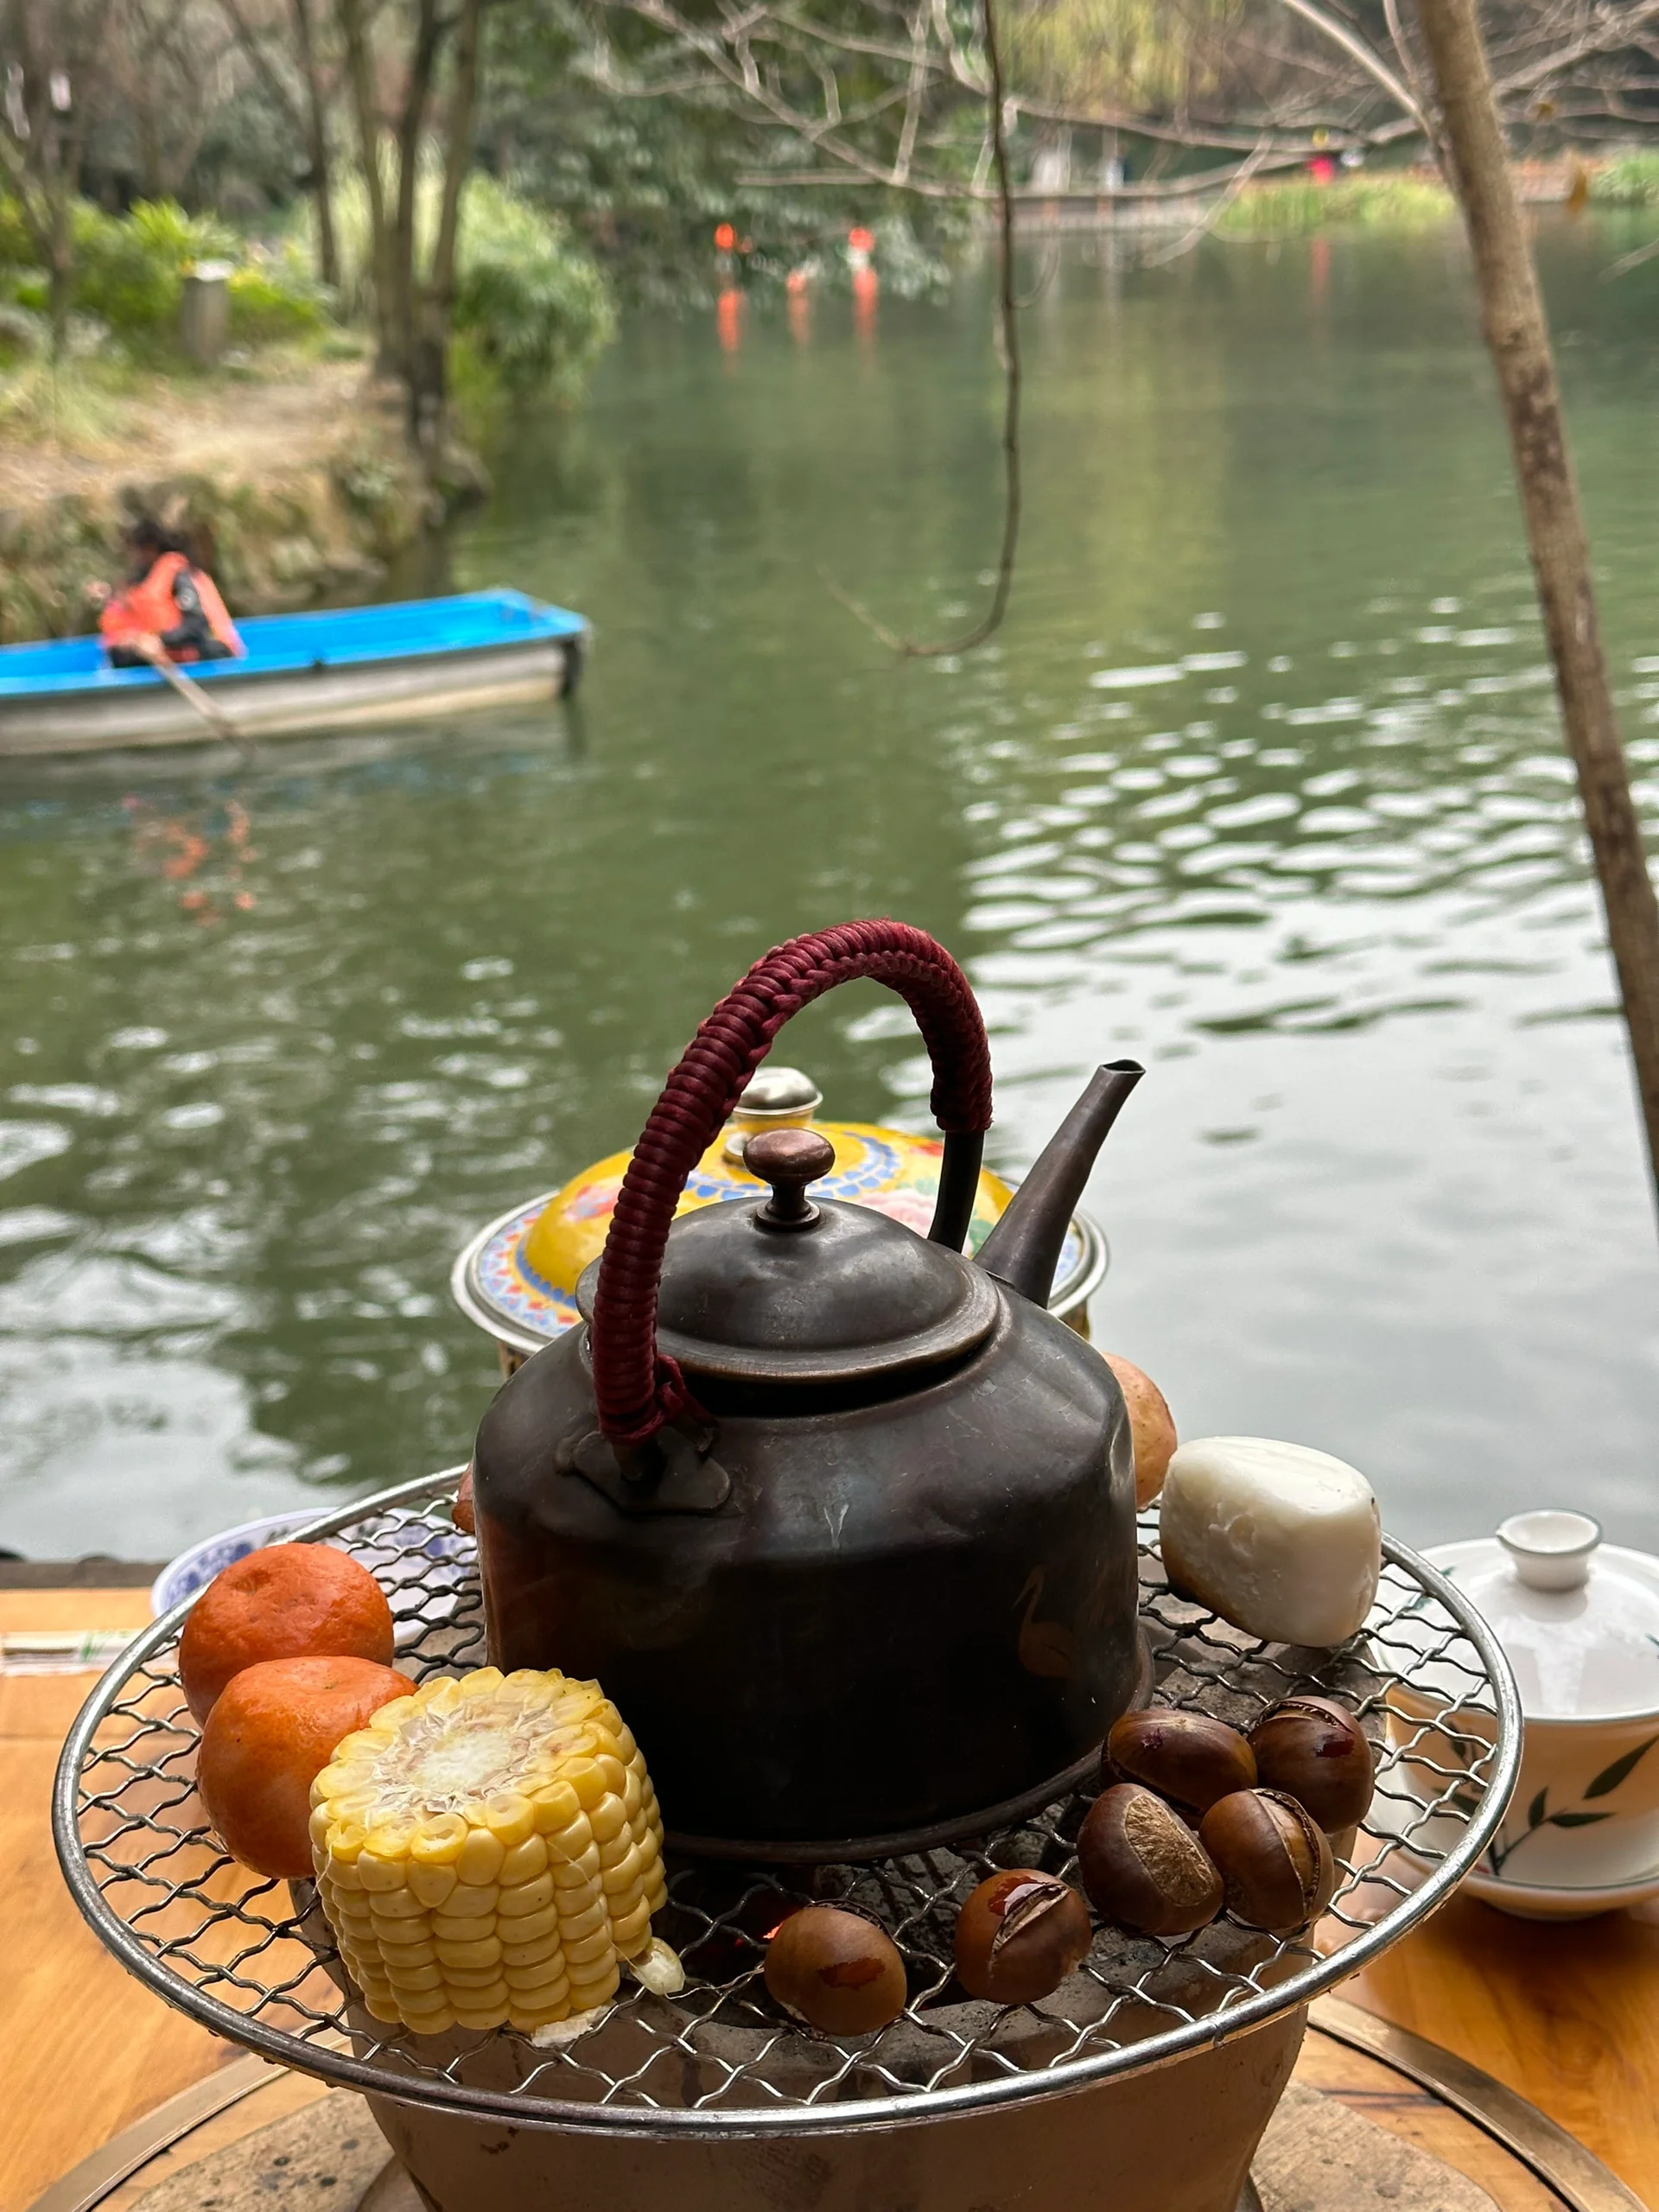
(308, 1665, 667, 2037)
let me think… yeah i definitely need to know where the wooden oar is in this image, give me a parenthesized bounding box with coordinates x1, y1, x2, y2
(142, 645, 257, 764)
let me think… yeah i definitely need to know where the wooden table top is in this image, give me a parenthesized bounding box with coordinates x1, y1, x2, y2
(5, 1587, 1656, 2212)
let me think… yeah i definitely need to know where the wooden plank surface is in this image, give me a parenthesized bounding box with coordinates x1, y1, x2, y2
(0, 1590, 234, 2212)
(1347, 1891, 1659, 2208)
(7, 1591, 1656, 2212)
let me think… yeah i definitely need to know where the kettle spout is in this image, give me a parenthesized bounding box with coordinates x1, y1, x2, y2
(975, 1061, 1143, 1307)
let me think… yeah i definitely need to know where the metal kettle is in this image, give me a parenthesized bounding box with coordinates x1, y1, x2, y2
(471, 920, 1147, 1859)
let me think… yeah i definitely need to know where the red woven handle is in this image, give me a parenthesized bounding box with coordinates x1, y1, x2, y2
(591, 920, 994, 1447)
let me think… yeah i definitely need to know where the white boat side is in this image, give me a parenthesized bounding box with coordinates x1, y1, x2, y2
(0, 632, 581, 756)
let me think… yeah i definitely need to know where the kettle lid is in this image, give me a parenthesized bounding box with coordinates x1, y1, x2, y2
(577, 1128, 999, 1386)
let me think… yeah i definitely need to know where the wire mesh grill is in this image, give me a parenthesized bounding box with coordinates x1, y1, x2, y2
(54, 1469, 1519, 2137)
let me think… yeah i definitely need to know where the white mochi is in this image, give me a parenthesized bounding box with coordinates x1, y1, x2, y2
(1159, 1436, 1381, 1649)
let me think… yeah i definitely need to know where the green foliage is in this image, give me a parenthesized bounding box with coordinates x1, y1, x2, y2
(1216, 172, 1452, 238)
(454, 175, 616, 402)
(305, 164, 614, 404)
(0, 195, 34, 272)
(1589, 153, 1659, 207)
(73, 200, 238, 338)
(228, 261, 327, 344)
(0, 193, 324, 355)
(1003, 0, 1236, 112)
(476, 0, 965, 305)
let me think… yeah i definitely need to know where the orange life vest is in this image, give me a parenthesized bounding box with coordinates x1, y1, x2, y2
(99, 551, 245, 661)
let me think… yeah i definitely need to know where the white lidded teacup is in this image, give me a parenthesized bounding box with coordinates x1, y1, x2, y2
(1410, 1511, 1659, 1917)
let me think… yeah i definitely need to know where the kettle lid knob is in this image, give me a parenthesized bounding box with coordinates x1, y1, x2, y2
(744, 1128, 836, 1230)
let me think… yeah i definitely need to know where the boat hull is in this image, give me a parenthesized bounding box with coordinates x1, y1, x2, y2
(0, 589, 585, 756)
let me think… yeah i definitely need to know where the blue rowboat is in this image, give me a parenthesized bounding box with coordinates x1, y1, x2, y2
(0, 588, 587, 755)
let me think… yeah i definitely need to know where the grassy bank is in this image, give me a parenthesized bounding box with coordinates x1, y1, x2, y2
(1216, 172, 1454, 238)
(0, 359, 447, 645)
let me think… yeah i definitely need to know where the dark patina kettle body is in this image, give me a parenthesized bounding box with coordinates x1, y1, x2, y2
(472, 921, 1147, 1858)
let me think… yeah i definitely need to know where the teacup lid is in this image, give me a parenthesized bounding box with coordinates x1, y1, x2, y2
(1428, 1512, 1659, 1721)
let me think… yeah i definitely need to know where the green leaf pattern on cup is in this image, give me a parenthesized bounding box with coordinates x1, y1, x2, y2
(1488, 1735, 1659, 1877)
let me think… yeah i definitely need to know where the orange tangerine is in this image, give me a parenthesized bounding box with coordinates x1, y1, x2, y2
(180, 1543, 395, 1722)
(197, 1654, 415, 1878)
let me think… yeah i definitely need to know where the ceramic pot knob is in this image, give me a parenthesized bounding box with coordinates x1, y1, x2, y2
(1497, 1509, 1601, 1592)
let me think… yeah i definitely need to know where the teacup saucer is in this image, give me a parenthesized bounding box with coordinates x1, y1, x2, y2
(1459, 1863, 1659, 1921)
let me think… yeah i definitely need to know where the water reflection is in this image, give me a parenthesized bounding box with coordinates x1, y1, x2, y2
(5, 222, 1659, 1557)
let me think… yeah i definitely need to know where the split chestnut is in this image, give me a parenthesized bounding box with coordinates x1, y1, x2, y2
(954, 1872, 1093, 2004)
(1076, 1783, 1224, 1937)
(1198, 1789, 1336, 1931)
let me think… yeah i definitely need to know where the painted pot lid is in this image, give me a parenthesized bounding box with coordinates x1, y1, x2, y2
(450, 1064, 1107, 1352)
(1426, 1512, 1659, 1722)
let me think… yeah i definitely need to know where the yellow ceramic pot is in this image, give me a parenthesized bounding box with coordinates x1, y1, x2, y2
(451, 1065, 1108, 1370)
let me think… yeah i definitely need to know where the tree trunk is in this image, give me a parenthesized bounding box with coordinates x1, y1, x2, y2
(1414, 0, 1659, 1209)
(337, 0, 397, 372)
(388, 0, 443, 414)
(290, 0, 338, 289)
(412, 0, 481, 459)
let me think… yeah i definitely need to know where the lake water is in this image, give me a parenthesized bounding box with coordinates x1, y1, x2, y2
(6, 215, 1659, 1565)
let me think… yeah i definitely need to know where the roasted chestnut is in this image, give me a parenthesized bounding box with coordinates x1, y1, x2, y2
(1077, 1783, 1224, 1938)
(954, 1871, 1093, 2004)
(1198, 1788, 1337, 1931)
(1249, 1695, 1374, 1833)
(763, 1906, 907, 2036)
(1105, 1707, 1256, 1813)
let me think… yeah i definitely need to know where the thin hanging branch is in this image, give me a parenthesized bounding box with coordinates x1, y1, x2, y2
(1414, 0, 1659, 1212)
(824, 0, 1020, 659)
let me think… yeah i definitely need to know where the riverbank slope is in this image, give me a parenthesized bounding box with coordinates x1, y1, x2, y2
(0, 358, 484, 645)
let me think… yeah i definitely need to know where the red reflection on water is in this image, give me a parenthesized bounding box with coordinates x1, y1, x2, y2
(716, 287, 744, 353)
(1310, 232, 1330, 311)
(787, 269, 811, 346)
(123, 791, 258, 925)
(852, 264, 878, 344)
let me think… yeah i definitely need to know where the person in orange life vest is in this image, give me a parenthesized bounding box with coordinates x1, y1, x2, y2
(87, 518, 245, 669)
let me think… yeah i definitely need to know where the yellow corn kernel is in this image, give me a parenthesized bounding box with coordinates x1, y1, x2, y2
(601, 1850, 643, 1897)
(368, 1885, 426, 1921)
(499, 1872, 554, 1920)
(410, 1814, 468, 1866)
(499, 1834, 548, 1885)
(435, 1933, 503, 1971)
(313, 1666, 668, 2037)
(501, 1933, 563, 1971)
(530, 1779, 581, 1834)
(563, 1925, 613, 1969)
(456, 1827, 505, 1886)
(588, 1796, 628, 1848)
(484, 1794, 535, 1849)
(565, 1760, 607, 1813)
(553, 1895, 607, 1946)
(569, 1965, 620, 2009)
(552, 1844, 601, 1892)
(609, 1897, 651, 1948)
(499, 1903, 560, 1948)
(436, 1881, 498, 1920)
(389, 1961, 445, 1994)
(408, 1863, 457, 1910)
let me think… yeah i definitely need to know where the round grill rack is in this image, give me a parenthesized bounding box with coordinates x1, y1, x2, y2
(54, 1469, 1520, 2138)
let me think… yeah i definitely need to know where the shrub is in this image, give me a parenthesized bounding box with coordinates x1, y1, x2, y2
(73, 200, 238, 339)
(1589, 153, 1659, 207)
(228, 261, 327, 343)
(1216, 171, 1452, 238)
(0, 194, 34, 274)
(453, 175, 615, 403)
